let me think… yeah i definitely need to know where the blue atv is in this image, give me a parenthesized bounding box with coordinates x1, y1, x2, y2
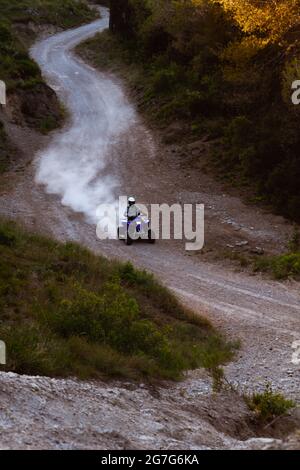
(117, 215, 156, 246)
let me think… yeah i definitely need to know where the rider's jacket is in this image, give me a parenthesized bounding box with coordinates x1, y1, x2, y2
(127, 204, 140, 219)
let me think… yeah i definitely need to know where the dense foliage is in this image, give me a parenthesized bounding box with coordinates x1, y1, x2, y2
(108, 0, 300, 221)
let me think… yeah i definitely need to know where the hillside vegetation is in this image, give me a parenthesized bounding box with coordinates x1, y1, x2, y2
(0, 0, 96, 174)
(93, 0, 300, 222)
(0, 0, 96, 90)
(0, 219, 234, 380)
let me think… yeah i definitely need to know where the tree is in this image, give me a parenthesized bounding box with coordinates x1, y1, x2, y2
(109, 0, 132, 35)
(211, 0, 300, 45)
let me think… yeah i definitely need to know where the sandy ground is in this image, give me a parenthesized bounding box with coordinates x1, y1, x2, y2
(0, 6, 299, 450)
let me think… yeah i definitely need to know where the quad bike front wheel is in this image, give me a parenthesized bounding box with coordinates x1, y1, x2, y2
(126, 235, 133, 246)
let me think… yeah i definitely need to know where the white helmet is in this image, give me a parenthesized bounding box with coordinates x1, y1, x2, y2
(128, 196, 136, 205)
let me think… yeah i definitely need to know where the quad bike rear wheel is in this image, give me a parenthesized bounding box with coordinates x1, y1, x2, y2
(148, 229, 156, 244)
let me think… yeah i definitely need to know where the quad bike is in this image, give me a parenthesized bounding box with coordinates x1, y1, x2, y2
(117, 215, 156, 246)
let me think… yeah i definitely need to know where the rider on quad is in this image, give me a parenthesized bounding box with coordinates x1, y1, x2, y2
(126, 196, 141, 221)
(118, 197, 155, 245)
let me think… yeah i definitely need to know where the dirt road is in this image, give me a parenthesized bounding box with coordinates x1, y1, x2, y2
(0, 6, 299, 449)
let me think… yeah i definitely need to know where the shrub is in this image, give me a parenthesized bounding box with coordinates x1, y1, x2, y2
(0, 223, 17, 247)
(38, 116, 60, 134)
(288, 228, 300, 252)
(246, 384, 295, 421)
(151, 66, 178, 94)
(0, 323, 71, 376)
(254, 253, 300, 280)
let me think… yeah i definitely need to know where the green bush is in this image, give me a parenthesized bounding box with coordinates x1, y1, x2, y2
(119, 262, 208, 324)
(38, 116, 60, 133)
(246, 385, 295, 421)
(0, 323, 71, 376)
(254, 253, 300, 280)
(150, 65, 179, 94)
(0, 224, 17, 246)
(288, 228, 300, 252)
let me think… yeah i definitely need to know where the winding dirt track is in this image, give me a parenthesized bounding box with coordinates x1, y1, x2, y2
(0, 6, 299, 449)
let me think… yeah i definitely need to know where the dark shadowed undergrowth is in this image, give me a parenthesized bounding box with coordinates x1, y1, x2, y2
(0, 219, 235, 381)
